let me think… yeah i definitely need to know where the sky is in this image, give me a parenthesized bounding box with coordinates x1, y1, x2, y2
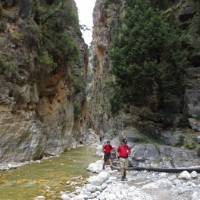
(74, 0, 96, 45)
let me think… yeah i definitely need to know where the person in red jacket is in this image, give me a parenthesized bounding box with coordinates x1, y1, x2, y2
(118, 138, 131, 181)
(102, 140, 113, 170)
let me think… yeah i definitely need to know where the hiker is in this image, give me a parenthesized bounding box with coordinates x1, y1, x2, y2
(117, 138, 131, 181)
(102, 140, 113, 170)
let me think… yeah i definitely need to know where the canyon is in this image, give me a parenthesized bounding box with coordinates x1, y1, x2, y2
(0, 0, 200, 164)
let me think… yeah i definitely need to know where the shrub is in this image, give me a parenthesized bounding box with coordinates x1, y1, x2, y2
(33, 0, 80, 72)
(176, 135, 185, 147)
(184, 142, 196, 150)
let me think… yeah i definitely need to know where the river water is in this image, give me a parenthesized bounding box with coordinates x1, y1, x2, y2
(0, 146, 97, 200)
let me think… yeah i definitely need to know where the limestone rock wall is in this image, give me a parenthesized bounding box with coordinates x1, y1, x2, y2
(88, 0, 125, 136)
(89, 0, 200, 136)
(0, 0, 88, 162)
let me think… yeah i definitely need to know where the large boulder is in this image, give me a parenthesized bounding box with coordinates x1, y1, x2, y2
(88, 171, 109, 186)
(178, 171, 191, 180)
(132, 144, 160, 161)
(185, 89, 200, 117)
(87, 160, 103, 173)
(188, 118, 200, 132)
(191, 171, 198, 179)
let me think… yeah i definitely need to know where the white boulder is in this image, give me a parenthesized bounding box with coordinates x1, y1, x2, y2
(142, 178, 172, 190)
(192, 191, 200, 200)
(61, 193, 70, 200)
(178, 171, 191, 180)
(85, 184, 97, 193)
(191, 171, 198, 179)
(87, 160, 103, 173)
(88, 171, 109, 186)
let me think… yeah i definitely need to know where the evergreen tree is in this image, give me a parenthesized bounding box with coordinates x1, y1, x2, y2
(111, 0, 187, 114)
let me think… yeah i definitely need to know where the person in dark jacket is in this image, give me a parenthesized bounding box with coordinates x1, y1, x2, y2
(102, 140, 113, 170)
(117, 138, 131, 181)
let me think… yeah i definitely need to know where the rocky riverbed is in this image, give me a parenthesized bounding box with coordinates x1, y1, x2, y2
(61, 160, 200, 200)
(60, 138, 200, 200)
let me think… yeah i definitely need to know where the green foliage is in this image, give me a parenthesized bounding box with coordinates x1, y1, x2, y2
(111, 0, 187, 115)
(38, 50, 56, 67)
(33, 0, 79, 27)
(33, 0, 80, 72)
(176, 135, 185, 147)
(184, 141, 196, 149)
(74, 103, 81, 120)
(0, 55, 17, 73)
(0, 21, 6, 32)
(194, 115, 200, 120)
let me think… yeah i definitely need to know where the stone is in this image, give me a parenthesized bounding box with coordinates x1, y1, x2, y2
(197, 136, 200, 144)
(192, 191, 200, 200)
(85, 184, 97, 193)
(189, 118, 200, 132)
(132, 144, 160, 162)
(178, 171, 191, 180)
(34, 196, 45, 200)
(159, 173, 167, 178)
(87, 160, 103, 173)
(185, 89, 200, 117)
(82, 129, 100, 145)
(142, 178, 172, 190)
(88, 171, 109, 186)
(191, 171, 198, 179)
(61, 193, 70, 200)
(168, 175, 177, 181)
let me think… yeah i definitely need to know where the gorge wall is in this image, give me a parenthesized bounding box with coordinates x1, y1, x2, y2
(89, 0, 125, 136)
(0, 0, 88, 162)
(1, 0, 200, 163)
(89, 0, 200, 138)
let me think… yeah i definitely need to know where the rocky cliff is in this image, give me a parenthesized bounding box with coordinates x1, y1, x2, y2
(89, 0, 200, 139)
(89, 0, 125, 136)
(0, 0, 88, 162)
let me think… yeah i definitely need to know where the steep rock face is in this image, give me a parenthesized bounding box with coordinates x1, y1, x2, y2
(90, 0, 200, 136)
(179, 1, 200, 131)
(89, 0, 125, 135)
(0, 0, 88, 162)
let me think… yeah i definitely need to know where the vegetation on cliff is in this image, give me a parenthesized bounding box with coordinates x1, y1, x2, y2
(110, 0, 200, 137)
(33, 0, 80, 72)
(0, 0, 87, 162)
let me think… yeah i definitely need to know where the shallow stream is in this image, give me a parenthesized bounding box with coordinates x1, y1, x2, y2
(0, 146, 97, 200)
